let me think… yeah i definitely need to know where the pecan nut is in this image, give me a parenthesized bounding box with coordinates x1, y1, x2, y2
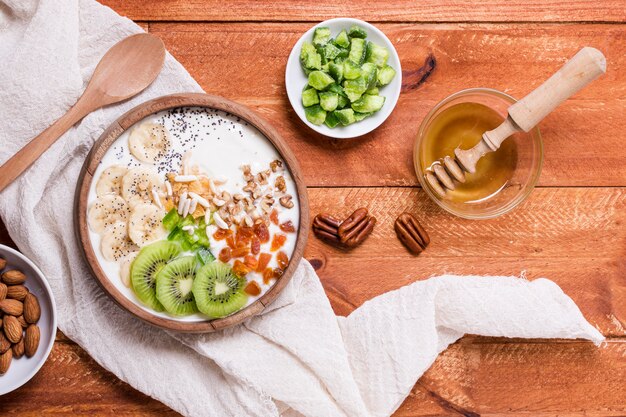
(338, 208, 376, 247)
(343, 216, 376, 247)
(394, 212, 430, 254)
(312, 214, 342, 243)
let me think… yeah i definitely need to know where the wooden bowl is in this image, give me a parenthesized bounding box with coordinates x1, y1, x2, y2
(74, 93, 309, 332)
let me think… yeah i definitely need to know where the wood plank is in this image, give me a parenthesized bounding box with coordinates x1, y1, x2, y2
(2, 333, 624, 416)
(148, 23, 626, 187)
(100, 0, 626, 22)
(407, 337, 626, 417)
(304, 187, 626, 336)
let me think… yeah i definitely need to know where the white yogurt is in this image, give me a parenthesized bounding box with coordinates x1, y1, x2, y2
(88, 107, 300, 322)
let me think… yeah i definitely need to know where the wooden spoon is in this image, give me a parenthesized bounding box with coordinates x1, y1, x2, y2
(0, 33, 166, 192)
(426, 47, 606, 197)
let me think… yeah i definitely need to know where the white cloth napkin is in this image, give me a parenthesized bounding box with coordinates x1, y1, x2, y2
(0, 1, 603, 416)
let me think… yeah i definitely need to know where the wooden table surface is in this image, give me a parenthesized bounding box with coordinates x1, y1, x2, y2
(2, 1, 625, 415)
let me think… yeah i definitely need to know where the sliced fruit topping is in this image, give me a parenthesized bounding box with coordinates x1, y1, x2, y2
(130, 241, 182, 312)
(96, 165, 128, 197)
(128, 122, 171, 164)
(100, 221, 138, 262)
(128, 203, 166, 247)
(192, 262, 248, 318)
(88, 194, 129, 233)
(271, 233, 287, 251)
(156, 256, 198, 316)
(122, 167, 163, 208)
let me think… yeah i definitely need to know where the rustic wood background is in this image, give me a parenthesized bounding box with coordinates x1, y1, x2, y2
(1, 0, 625, 415)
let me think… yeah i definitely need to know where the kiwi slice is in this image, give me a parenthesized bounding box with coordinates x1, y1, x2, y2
(192, 262, 248, 318)
(156, 256, 198, 316)
(131, 241, 181, 311)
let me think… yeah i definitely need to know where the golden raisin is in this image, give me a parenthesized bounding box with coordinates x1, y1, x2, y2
(279, 221, 296, 233)
(256, 253, 272, 273)
(244, 255, 258, 270)
(213, 228, 233, 241)
(232, 260, 251, 277)
(270, 209, 279, 225)
(276, 251, 289, 269)
(244, 280, 262, 296)
(218, 247, 232, 263)
(262, 267, 274, 284)
(254, 223, 270, 243)
(270, 233, 287, 252)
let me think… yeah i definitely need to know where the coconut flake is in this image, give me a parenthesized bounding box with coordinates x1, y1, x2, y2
(188, 192, 210, 208)
(175, 175, 198, 183)
(165, 181, 173, 197)
(182, 198, 192, 218)
(213, 212, 229, 229)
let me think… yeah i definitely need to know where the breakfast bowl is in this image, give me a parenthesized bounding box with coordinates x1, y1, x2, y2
(0, 244, 57, 395)
(414, 88, 543, 219)
(75, 93, 309, 332)
(285, 17, 402, 139)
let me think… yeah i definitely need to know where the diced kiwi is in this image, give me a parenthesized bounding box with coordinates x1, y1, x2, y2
(337, 94, 350, 109)
(196, 248, 215, 265)
(343, 77, 368, 102)
(328, 62, 344, 83)
(334, 30, 350, 48)
(302, 88, 319, 107)
(319, 92, 339, 112)
(360, 62, 378, 89)
(354, 112, 372, 122)
(326, 83, 345, 96)
(323, 43, 341, 61)
(324, 111, 340, 128)
(131, 241, 182, 312)
(300, 41, 321, 71)
(343, 60, 361, 80)
(377, 65, 396, 86)
(365, 41, 389, 67)
(305, 105, 327, 125)
(348, 25, 367, 39)
(366, 87, 379, 95)
(348, 38, 366, 65)
(192, 262, 248, 318)
(162, 208, 180, 231)
(313, 27, 331, 46)
(308, 70, 335, 90)
(351, 94, 385, 113)
(156, 256, 198, 316)
(334, 108, 356, 125)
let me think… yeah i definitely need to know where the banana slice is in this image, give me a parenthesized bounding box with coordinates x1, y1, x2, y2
(119, 252, 138, 287)
(101, 221, 139, 262)
(128, 122, 171, 163)
(88, 194, 129, 233)
(122, 167, 163, 208)
(128, 203, 166, 247)
(96, 165, 128, 196)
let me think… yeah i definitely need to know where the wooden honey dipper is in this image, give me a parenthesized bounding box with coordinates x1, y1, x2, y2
(425, 47, 606, 198)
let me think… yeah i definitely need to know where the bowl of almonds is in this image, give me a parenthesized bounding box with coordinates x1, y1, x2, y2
(0, 244, 57, 395)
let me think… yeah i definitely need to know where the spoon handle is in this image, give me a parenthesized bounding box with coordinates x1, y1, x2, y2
(0, 98, 94, 193)
(509, 47, 606, 133)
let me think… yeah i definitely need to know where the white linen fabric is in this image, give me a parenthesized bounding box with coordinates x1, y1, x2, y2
(0, 1, 603, 416)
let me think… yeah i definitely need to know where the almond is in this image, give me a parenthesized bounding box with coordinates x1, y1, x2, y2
(3, 315, 22, 344)
(2, 270, 26, 285)
(24, 324, 40, 358)
(0, 282, 6, 301)
(23, 293, 41, 324)
(0, 333, 10, 354)
(0, 348, 12, 375)
(17, 315, 27, 328)
(0, 299, 23, 316)
(6, 285, 28, 301)
(12, 339, 24, 359)
(0, 257, 6, 270)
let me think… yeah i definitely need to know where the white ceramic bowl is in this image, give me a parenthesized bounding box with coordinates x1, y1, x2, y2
(0, 244, 57, 395)
(285, 18, 402, 139)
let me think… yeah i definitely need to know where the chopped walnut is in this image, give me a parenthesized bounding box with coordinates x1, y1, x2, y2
(270, 160, 283, 172)
(275, 175, 286, 193)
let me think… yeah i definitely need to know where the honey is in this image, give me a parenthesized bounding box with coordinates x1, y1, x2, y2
(419, 102, 517, 203)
